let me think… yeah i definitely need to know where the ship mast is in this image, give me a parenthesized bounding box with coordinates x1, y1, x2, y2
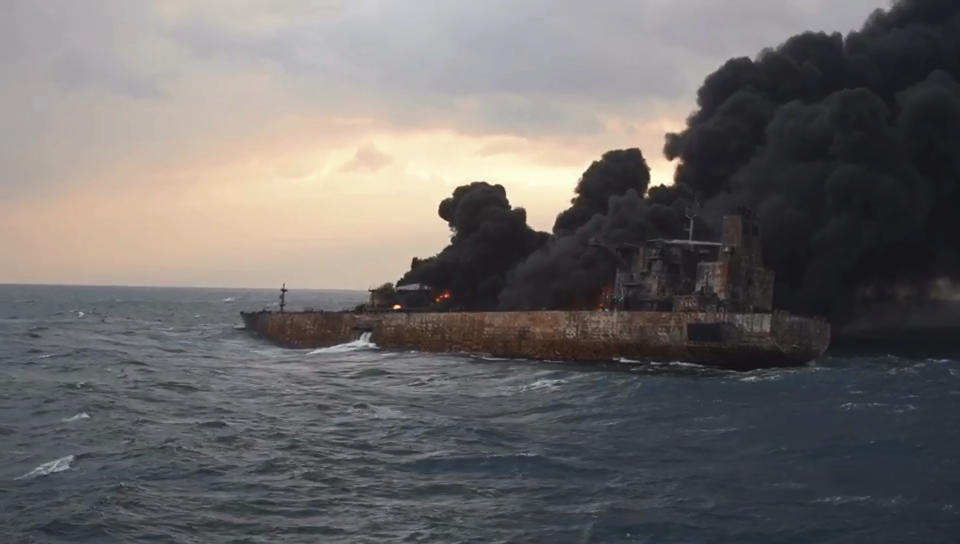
(685, 198, 701, 242)
(279, 283, 288, 313)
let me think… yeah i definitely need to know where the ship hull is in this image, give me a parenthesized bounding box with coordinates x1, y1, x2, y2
(240, 310, 829, 370)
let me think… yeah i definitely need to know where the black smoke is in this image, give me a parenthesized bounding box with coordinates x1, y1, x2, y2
(402, 151, 679, 310)
(552, 149, 653, 235)
(399, 182, 548, 309)
(664, 0, 960, 319)
(404, 0, 960, 322)
(499, 148, 685, 309)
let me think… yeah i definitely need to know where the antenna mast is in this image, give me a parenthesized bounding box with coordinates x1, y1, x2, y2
(684, 197, 701, 242)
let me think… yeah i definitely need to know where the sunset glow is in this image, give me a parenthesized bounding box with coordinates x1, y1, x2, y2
(2, 1, 885, 289)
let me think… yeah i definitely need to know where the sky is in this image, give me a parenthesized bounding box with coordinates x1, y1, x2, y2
(2, 0, 890, 289)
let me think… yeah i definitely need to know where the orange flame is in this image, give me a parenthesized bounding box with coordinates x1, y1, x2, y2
(597, 284, 614, 310)
(435, 290, 452, 303)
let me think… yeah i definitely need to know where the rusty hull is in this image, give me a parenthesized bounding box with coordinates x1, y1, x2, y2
(241, 310, 829, 370)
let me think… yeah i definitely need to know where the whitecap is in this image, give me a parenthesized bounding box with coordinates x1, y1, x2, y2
(222, 297, 236, 303)
(669, 361, 705, 368)
(841, 402, 890, 411)
(62, 412, 90, 422)
(648, 360, 707, 369)
(76, 311, 85, 318)
(308, 332, 376, 354)
(739, 367, 809, 382)
(520, 378, 566, 392)
(927, 358, 954, 365)
(812, 495, 872, 505)
(740, 375, 769, 383)
(15, 455, 75, 480)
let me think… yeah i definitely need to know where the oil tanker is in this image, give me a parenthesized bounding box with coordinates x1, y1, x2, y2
(241, 214, 830, 370)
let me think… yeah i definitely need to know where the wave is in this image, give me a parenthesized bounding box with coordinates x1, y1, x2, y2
(222, 297, 236, 303)
(156, 381, 203, 393)
(658, 361, 708, 369)
(812, 495, 873, 505)
(633, 360, 710, 370)
(308, 332, 376, 355)
(520, 378, 567, 392)
(927, 358, 956, 364)
(349, 402, 406, 419)
(62, 412, 90, 422)
(739, 366, 818, 382)
(739, 373, 785, 383)
(839, 401, 916, 414)
(15, 455, 75, 480)
(840, 401, 891, 411)
(197, 420, 230, 428)
(616, 357, 643, 364)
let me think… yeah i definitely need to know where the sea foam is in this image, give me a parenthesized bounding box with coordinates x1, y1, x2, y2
(308, 332, 376, 354)
(15, 455, 75, 480)
(520, 378, 567, 392)
(62, 412, 90, 422)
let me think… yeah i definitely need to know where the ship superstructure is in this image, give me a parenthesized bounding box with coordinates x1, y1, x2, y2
(241, 213, 830, 369)
(607, 213, 774, 313)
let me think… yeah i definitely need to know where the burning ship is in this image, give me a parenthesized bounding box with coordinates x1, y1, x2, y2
(242, 213, 830, 370)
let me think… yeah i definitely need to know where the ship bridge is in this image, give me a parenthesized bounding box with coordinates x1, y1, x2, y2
(607, 214, 774, 313)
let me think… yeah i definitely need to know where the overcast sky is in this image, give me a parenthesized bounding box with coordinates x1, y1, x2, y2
(2, 0, 890, 288)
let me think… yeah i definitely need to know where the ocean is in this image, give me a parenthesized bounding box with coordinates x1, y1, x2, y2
(1, 285, 957, 543)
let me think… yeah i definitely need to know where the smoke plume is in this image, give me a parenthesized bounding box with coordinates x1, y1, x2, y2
(404, 0, 960, 322)
(664, 0, 960, 318)
(500, 148, 685, 309)
(552, 149, 653, 235)
(399, 182, 548, 309)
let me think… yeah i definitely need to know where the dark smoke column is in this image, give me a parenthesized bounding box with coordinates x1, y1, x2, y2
(500, 149, 686, 310)
(553, 148, 653, 235)
(662, 0, 960, 319)
(399, 182, 548, 310)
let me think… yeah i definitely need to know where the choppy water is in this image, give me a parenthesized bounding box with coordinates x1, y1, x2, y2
(1, 285, 958, 543)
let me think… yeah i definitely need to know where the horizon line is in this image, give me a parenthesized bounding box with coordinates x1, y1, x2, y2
(0, 282, 366, 292)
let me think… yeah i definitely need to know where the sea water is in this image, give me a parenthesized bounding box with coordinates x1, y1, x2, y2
(0, 285, 957, 542)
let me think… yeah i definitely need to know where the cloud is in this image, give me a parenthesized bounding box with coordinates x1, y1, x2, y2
(340, 144, 394, 172)
(50, 54, 166, 100)
(0, 0, 893, 287)
(0, 1, 890, 198)
(161, 1, 888, 104)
